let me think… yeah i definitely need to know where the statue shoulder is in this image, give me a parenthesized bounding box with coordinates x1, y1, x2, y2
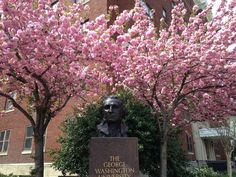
(121, 121, 128, 137)
(97, 120, 109, 136)
(97, 120, 106, 129)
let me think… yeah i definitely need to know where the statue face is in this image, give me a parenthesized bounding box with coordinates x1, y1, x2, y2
(103, 98, 123, 122)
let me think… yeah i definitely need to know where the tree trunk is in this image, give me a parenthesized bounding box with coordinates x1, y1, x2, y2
(226, 152, 232, 177)
(160, 130, 168, 177)
(34, 133, 44, 177)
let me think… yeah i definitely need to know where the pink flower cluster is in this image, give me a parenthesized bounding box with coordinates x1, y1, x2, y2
(0, 0, 235, 128)
(82, 0, 236, 127)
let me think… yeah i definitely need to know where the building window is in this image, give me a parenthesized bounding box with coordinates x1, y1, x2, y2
(162, 8, 167, 18)
(4, 91, 17, 112)
(23, 126, 33, 151)
(171, 2, 175, 8)
(140, 0, 154, 19)
(43, 130, 47, 151)
(72, 0, 89, 4)
(22, 126, 46, 153)
(0, 130, 10, 154)
(0, 10, 2, 20)
(186, 133, 193, 152)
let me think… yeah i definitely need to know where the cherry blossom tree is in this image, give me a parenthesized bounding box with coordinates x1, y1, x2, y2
(214, 117, 236, 177)
(83, 1, 236, 177)
(1, 0, 235, 177)
(0, 1, 95, 177)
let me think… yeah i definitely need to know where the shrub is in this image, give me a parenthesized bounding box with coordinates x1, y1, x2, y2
(187, 166, 222, 177)
(51, 91, 189, 177)
(0, 173, 17, 177)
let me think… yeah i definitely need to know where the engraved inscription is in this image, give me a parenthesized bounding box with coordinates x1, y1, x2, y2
(94, 156, 135, 177)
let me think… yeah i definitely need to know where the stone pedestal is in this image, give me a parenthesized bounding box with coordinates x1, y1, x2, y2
(89, 137, 139, 177)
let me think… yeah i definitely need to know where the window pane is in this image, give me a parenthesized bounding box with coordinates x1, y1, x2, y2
(24, 138, 32, 150)
(5, 130, 10, 140)
(5, 92, 17, 111)
(5, 99, 13, 110)
(140, 0, 154, 19)
(186, 134, 193, 152)
(171, 2, 175, 8)
(0, 131, 5, 141)
(162, 9, 167, 18)
(11, 92, 17, 99)
(27, 126, 33, 137)
(0, 142, 3, 152)
(3, 142, 8, 152)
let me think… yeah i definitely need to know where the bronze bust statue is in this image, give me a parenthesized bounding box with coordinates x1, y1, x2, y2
(97, 95, 128, 137)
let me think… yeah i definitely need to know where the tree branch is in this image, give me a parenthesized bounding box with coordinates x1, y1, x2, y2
(170, 71, 191, 115)
(184, 75, 208, 86)
(51, 95, 71, 116)
(23, 66, 51, 105)
(7, 71, 28, 84)
(51, 0, 59, 7)
(154, 94, 166, 113)
(0, 91, 35, 127)
(43, 95, 71, 131)
(177, 85, 225, 105)
(39, 53, 63, 77)
(177, 71, 190, 97)
(33, 81, 40, 103)
(142, 93, 162, 132)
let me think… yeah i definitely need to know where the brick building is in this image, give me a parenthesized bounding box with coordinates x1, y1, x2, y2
(1, 0, 226, 177)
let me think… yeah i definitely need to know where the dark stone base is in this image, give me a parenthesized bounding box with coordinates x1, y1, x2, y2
(89, 137, 139, 177)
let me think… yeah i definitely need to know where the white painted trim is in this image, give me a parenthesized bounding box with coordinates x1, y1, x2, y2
(0, 162, 53, 166)
(0, 152, 8, 156)
(80, 0, 90, 4)
(2, 109, 15, 113)
(21, 150, 32, 155)
(83, 0, 90, 4)
(188, 152, 194, 155)
(0, 162, 61, 177)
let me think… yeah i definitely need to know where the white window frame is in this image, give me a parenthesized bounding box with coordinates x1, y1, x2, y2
(43, 129, 47, 152)
(186, 133, 193, 153)
(0, 129, 11, 155)
(171, 1, 175, 9)
(22, 126, 47, 154)
(141, 0, 154, 19)
(162, 8, 167, 19)
(73, 0, 90, 4)
(22, 126, 33, 154)
(0, 10, 2, 20)
(4, 91, 17, 112)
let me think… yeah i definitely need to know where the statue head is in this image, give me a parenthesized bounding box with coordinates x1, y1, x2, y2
(101, 95, 126, 122)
